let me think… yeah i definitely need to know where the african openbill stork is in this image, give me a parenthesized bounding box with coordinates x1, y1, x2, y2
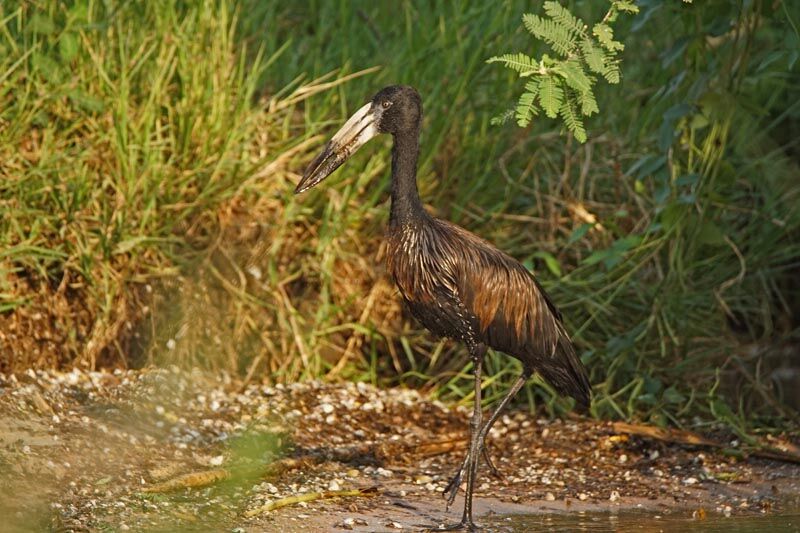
(295, 85, 591, 531)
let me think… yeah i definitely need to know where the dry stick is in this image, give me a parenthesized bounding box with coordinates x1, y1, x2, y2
(277, 284, 310, 371)
(141, 437, 469, 494)
(611, 422, 800, 464)
(244, 487, 379, 518)
(142, 469, 231, 493)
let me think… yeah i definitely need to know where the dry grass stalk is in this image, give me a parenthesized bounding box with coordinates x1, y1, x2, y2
(244, 487, 379, 517)
(142, 469, 231, 493)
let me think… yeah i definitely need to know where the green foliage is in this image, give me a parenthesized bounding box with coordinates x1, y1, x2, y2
(0, 0, 274, 368)
(1, 0, 798, 435)
(488, 0, 638, 141)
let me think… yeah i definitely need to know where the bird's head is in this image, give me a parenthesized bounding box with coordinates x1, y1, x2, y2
(294, 85, 421, 194)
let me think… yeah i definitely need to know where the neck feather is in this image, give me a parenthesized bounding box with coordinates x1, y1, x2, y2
(389, 128, 425, 224)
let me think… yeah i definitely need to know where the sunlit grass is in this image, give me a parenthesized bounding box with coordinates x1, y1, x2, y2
(1, 0, 798, 431)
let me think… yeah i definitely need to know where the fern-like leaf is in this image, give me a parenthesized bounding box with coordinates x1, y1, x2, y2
(490, 109, 515, 126)
(580, 38, 605, 74)
(554, 59, 592, 94)
(515, 80, 541, 127)
(486, 53, 537, 75)
(578, 87, 599, 116)
(559, 91, 587, 142)
(523, 14, 576, 57)
(489, 2, 636, 143)
(593, 23, 624, 52)
(539, 76, 563, 118)
(612, 0, 640, 14)
(543, 1, 586, 35)
(602, 59, 621, 83)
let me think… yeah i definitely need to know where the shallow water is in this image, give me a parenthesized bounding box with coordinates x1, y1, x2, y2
(486, 509, 800, 532)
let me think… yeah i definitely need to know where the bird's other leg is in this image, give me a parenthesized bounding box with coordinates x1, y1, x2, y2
(481, 445, 501, 479)
(443, 367, 532, 502)
(474, 368, 533, 474)
(440, 344, 486, 531)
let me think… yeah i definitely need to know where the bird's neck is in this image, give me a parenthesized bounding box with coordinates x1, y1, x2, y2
(389, 129, 425, 225)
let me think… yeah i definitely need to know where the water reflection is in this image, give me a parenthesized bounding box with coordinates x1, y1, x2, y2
(486, 508, 800, 532)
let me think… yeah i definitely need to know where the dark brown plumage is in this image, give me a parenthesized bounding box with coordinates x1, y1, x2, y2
(295, 85, 591, 531)
(387, 216, 590, 407)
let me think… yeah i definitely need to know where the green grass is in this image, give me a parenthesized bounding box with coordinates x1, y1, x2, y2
(1, 0, 798, 433)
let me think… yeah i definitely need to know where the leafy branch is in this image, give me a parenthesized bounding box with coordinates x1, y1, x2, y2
(488, 1, 638, 142)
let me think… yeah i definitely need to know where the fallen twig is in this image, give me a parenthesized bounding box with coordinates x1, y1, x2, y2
(142, 469, 230, 493)
(244, 486, 379, 518)
(611, 422, 718, 447)
(611, 422, 800, 464)
(138, 438, 468, 496)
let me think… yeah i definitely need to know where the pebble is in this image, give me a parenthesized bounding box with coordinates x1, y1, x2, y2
(376, 467, 393, 477)
(0, 369, 784, 531)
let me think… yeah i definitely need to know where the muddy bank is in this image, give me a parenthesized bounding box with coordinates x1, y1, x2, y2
(1, 369, 798, 531)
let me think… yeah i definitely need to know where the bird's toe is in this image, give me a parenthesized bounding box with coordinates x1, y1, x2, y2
(443, 470, 463, 509)
(429, 520, 482, 531)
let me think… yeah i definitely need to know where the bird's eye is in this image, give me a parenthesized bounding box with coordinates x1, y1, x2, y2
(382, 100, 392, 109)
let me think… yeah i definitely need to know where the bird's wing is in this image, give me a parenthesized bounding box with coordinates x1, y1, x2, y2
(434, 219, 561, 356)
(434, 219, 590, 406)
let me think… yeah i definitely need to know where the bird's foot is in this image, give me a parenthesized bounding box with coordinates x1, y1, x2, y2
(442, 466, 465, 510)
(444, 445, 500, 507)
(428, 520, 482, 531)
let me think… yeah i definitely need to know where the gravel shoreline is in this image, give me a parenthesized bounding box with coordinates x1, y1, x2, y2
(1, 368, 798, 531)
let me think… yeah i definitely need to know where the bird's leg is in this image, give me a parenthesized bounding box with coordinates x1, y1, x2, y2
(443, 345, 485, 510)
(481, 445, 501, 479)
(473, 369, 533, 474)
(444, 367, 532, 503)
(443, 456, 468, 508)
(440, 345, 486, 531)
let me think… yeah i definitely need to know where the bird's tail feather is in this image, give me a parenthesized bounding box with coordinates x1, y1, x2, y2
(539, 331, 591, 410)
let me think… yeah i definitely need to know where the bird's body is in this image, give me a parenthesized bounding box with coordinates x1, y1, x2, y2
(386, 214, 590, 406)
(295, 85, 591, 531)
